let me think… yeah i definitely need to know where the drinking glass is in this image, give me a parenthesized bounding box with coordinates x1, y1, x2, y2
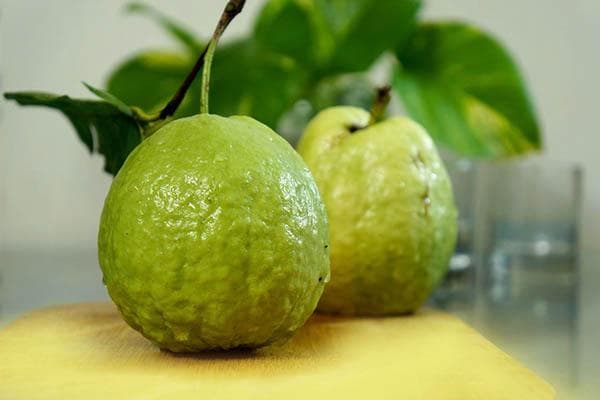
(430, 156, 479, 312)
(479, 157, 582, 388)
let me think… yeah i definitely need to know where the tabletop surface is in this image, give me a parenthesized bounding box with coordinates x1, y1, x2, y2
(0, 302, 553, 400)
(0, 248, 598, 399)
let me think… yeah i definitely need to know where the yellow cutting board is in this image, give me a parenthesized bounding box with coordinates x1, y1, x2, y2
(0, 302, 554, 400)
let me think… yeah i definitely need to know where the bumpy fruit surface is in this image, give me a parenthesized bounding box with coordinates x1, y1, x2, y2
(298, 106, 457, 315)
(99, 114, 330, 352)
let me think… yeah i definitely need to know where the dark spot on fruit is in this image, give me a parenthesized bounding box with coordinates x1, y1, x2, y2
(348, 123, 366, 133)
(411, 151, 431, 217)
(421, 192, 431, 217)
(318, 277, 323, 282)
(324, 244, 329, 249)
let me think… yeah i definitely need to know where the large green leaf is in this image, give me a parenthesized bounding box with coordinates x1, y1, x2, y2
(126, 2, 203, 53)
(106, 50, 198, 117)
(4, 92, 141, 175)
(394, 22, 541, 157)
(254, 0, 328, 70)
(316, 0, 421, 74)
(83, 82, 134, 117)
(106, 41, 307, 129)
(254, 0, 421, 75)
(209, 39, 309, 128)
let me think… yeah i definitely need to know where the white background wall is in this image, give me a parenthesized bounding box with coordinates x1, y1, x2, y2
(1, 0, 598, 253)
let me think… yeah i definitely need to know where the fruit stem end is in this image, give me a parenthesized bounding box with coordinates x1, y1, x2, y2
(369, 85, 392, 126)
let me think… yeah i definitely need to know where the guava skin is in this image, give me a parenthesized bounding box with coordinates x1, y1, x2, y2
(297, 106, 457, 315)
(98, 114, 330, 352)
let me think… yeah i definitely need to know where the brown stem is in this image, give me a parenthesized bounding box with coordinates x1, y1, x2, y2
(158, 0, 246, 120)
(369, 85, 392, 125)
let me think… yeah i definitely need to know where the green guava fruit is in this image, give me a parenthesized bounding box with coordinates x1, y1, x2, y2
(98, 114, 330, 352)
(297, 106, 457, 315)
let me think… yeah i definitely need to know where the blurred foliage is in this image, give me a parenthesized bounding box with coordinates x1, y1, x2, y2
(4, 0, 542, 175)
(106, 51, 195, 117)
(395, 22, 541, 158)
(126, 2, 203, 53)
(4, 92, 141, 174)
(254, 0, 421, 75)
(106, 0, 420, 133)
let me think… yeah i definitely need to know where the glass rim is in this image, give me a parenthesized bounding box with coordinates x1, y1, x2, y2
(488, 155, 583, 174)
(442, 154, 584, 175)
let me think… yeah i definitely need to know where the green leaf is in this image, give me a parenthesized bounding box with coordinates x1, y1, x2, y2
(4, 92, 141, 175)
(106, 50, 196, 117)
(106, 42, 307, 130)
(394, 22, 541, 158)
(126, 2, 203, 53)
(209, 40, 309, 128)
(83, 82, 133, 116)
(254, 0, 328, 70)
(254, 0, 421, 75)
(316, 0, 422, 74)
